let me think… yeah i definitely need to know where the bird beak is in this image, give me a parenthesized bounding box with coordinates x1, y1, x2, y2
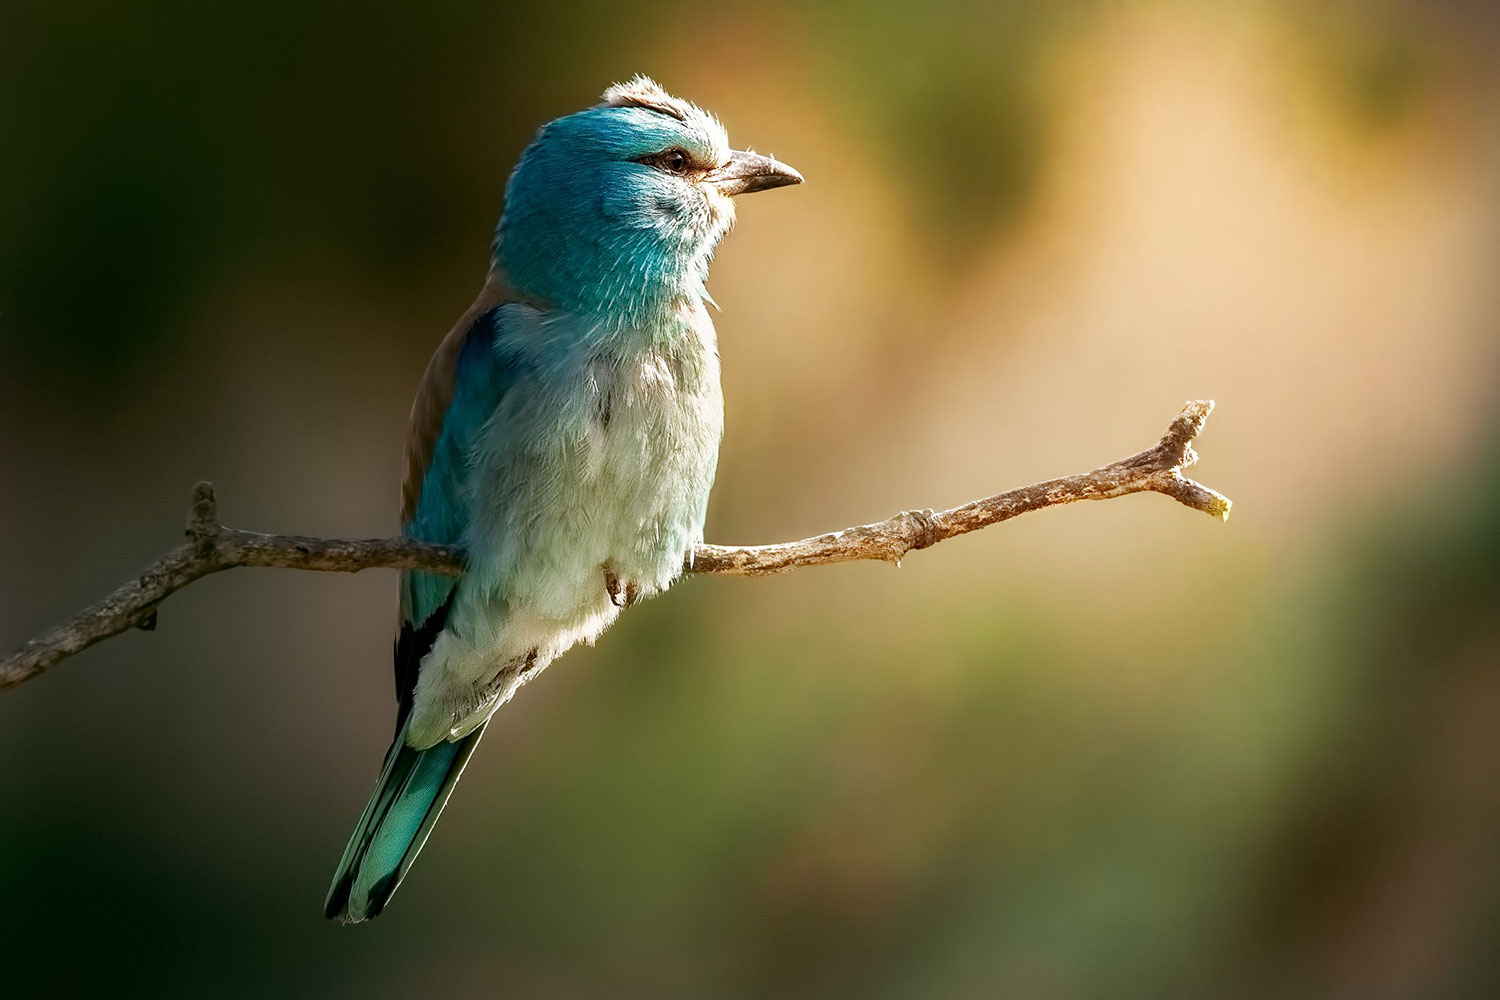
(707, 150, 804, 196)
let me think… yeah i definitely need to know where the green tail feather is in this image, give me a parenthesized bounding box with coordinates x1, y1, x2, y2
(324, 718, 489, 923)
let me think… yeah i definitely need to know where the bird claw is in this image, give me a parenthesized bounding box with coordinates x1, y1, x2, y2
(603, 568, 639, 608)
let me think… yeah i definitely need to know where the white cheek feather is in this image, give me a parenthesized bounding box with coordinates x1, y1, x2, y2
(703, 188, 736, 237)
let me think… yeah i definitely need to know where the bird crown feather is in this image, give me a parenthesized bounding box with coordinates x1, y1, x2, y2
(599, 75, 715, 129)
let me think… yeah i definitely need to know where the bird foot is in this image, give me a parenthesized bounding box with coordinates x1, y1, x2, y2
(603, 568, 640, 608)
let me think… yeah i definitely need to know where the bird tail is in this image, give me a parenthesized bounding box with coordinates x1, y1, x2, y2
(323, 716, 489, 923)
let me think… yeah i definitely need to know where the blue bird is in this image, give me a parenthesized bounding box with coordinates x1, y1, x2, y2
(324, 77, 802, 922)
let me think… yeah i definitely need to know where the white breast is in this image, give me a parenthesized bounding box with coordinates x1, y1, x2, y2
(406, 305, 724, 746)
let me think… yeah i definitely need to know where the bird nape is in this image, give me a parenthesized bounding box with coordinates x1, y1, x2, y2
(323, 76, 801, 923)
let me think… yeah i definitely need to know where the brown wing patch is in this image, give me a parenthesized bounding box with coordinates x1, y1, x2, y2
(401, 269, 517, 524)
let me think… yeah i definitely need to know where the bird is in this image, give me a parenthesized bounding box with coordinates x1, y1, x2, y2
(323, 76, 802, 923)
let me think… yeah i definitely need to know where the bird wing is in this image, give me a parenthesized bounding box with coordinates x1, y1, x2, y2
(394, 271, 518, 729)
(401, 270, 514, 525)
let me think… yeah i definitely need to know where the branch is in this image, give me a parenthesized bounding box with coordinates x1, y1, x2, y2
(690, 399, 1230, 575)
(0, 485, 463, 693)
(0, 400, 1229, 692)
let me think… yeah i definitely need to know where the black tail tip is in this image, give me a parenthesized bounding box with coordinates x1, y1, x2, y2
(323, 872, 355, 922)
(323, 870, 400, 924)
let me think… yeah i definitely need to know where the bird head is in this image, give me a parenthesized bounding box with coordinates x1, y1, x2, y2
(495, 76, 802, 325)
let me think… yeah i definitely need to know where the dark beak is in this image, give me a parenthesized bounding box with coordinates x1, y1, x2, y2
(708, 149, 804, 196)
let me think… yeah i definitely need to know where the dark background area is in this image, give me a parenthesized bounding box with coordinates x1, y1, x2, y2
(2, 1, 1498, 996)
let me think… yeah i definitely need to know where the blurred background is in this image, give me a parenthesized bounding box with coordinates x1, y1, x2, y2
(2, 1, 1498, 996)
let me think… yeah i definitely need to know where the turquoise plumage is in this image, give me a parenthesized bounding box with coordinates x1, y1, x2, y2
(324, 77, 801, 922)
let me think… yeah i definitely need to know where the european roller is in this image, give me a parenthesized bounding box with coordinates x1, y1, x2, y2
(324, 77, 802, 922)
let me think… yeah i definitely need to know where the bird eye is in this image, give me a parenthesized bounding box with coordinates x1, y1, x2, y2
(639, 148, 693, 175)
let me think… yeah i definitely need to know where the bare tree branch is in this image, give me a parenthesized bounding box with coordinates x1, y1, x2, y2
(690, 399, 1230, 575)
(0, 400, 1229, 693)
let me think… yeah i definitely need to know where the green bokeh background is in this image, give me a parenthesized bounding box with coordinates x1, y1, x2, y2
(3, 2, 1497, 996)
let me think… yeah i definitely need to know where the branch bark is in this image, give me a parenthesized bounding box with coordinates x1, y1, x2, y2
(0, 400, 1229, 692)
(689, 399, 1229, 575)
